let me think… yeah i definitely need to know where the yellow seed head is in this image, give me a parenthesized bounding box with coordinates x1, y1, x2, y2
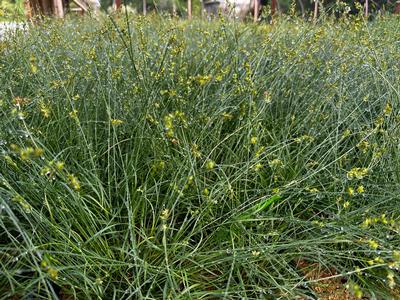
(368, 239, 379, 250)
(250, 136, 258, 145)
(47, 267, 58, 280)
(111, 119, 124, 126)
(205, 160, 216, 170)
(357, 185, 364, 193)
(67, 174, 81, 191)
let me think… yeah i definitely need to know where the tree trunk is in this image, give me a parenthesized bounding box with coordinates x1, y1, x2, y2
(254, 0, 259, 22)
(53, 0, 64, 17)
(271, 0, 276, 15)
(313, 0, 318, 22)
(188, 0, 192, 19)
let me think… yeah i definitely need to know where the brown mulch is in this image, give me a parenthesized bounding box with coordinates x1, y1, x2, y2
(296, 259, 359, 300)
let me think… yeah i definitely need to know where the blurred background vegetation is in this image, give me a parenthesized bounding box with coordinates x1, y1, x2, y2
(0, 0, 398, 22)
(99, 0, 398, 18)
(0, 0, 25, 20)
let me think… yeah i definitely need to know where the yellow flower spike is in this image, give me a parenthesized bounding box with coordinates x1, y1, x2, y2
(388, 272, 396, 289)
(255, 146, 265, 158)
(343, 201, 350, 209)
(160, 208, 170, 221)
(196, 75, 212, 86)
(55, 161, 65, 171)
(368, 240, 379, 250)
(393, 250, 400, 262)
(367, 259, 374, 266)
(165, 130, 175, 139)
(17, 111, 26, 120)
(20, 147, 34, 160)
(384, 103, 392, 116)
(163, 114, 174, 132)
(272, 188, 280, 195)
(356, 185, 364, 194)
(375, 116, 384, 127)
(191, 144, 202, 158)
(221, 112, 233, 121)
(264, 91, 272, 103)
(67, 174, 81, 191)
(381, 214, 388, 225)
(40, 104, 51, 118)
(41, 166, 52, 177)
(145, 114, 158, 126)
(33, 148, 44, 158)
(29, 54, 38, 74)
(347, 167, 368, 180)
(308, 187, 319, 193)
(10, 144, 19, 152)
(12, 96, 30, 108)
(111, 119, 124, 126)
(215, 74, 223, 82)
(69, 110, 78, 120)
(40, 260, 48, 268)
(12, 195, 32, 213)
(352, 284, 363, 299)
(348, 187, 355, 197)
(374, 257, 384, 264)
(362, 218, 372, 228)
(205, 160, 216, 170)
(47, 267, 58, 280)
(250, 136, 258, 145)
(269, 159, 283, 168)
(253, 163, 263, 172)
(357, 141, 369, 153)
(4, 155, 17, 168)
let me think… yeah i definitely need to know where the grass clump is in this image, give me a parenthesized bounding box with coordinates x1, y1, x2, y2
(1, 15, 400, 299)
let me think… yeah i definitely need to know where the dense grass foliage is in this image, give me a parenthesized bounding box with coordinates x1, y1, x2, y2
(1, 15, 400, 299)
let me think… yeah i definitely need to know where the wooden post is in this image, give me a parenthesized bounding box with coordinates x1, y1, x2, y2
(313, 0, 318, 22)
(53, 0, 64, 17)
(364, 0, 368, 17)
(188, 0, 192, 19)
(271, 0, 276, 16)
(143, 0, 147, 15)
(254, 0, 259, 22)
